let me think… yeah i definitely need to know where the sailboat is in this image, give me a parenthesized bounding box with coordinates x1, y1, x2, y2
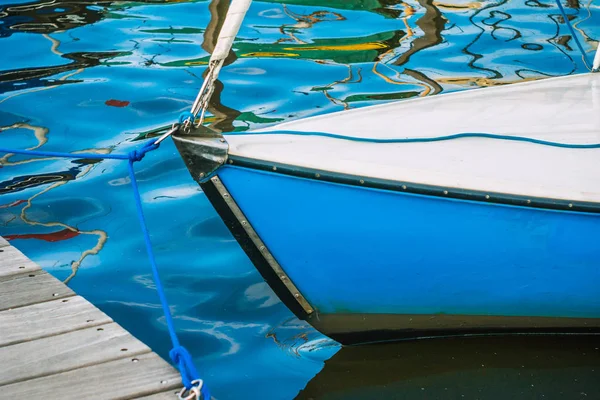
(173, 0, 600, 344)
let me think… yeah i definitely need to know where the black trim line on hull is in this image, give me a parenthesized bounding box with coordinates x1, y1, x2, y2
(200, 178, 312, 321)
(227, 155, 600, 214)
(312, 313, 600, 345)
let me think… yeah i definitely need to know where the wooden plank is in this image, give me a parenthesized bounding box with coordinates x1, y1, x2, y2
(0, 323, 152, 386)
(0, 296, 112, 347)
(0, 270, 74, 311)
(0, 352, 182, 399)
(0, 236, 182, 398)
(134, 390, 180, 399)
(0, 245, 41, 278)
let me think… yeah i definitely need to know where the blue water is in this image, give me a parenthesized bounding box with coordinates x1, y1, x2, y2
(0, 0, 598, 399)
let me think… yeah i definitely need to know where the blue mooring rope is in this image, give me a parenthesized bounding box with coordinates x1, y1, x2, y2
(553, 0, 593, 71)
(0, 137, 209, 400)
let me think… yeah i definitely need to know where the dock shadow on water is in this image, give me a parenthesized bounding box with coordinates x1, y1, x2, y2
(297, 334, 600, 400)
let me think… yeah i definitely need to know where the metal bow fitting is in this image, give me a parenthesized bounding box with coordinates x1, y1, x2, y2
(153, 123, 181, 146)
(178, 379, 204, 400)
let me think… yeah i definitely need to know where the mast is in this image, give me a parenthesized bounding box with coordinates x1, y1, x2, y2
(188, 0, 253, 127)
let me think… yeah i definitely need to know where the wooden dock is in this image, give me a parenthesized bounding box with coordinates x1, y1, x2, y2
(0, 236, 182, 399)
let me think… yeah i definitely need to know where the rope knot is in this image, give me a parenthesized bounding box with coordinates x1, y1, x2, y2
(170, 346, 200, 389)
(128, 142, 159, 163)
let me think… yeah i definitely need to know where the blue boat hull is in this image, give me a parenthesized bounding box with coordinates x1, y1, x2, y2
(201, 162, 600, 343)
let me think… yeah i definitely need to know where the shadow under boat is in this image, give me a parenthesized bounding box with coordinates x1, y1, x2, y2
(296, 334, 600, 400)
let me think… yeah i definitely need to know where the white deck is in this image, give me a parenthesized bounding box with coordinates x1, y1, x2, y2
(227, 73, 600, 203)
